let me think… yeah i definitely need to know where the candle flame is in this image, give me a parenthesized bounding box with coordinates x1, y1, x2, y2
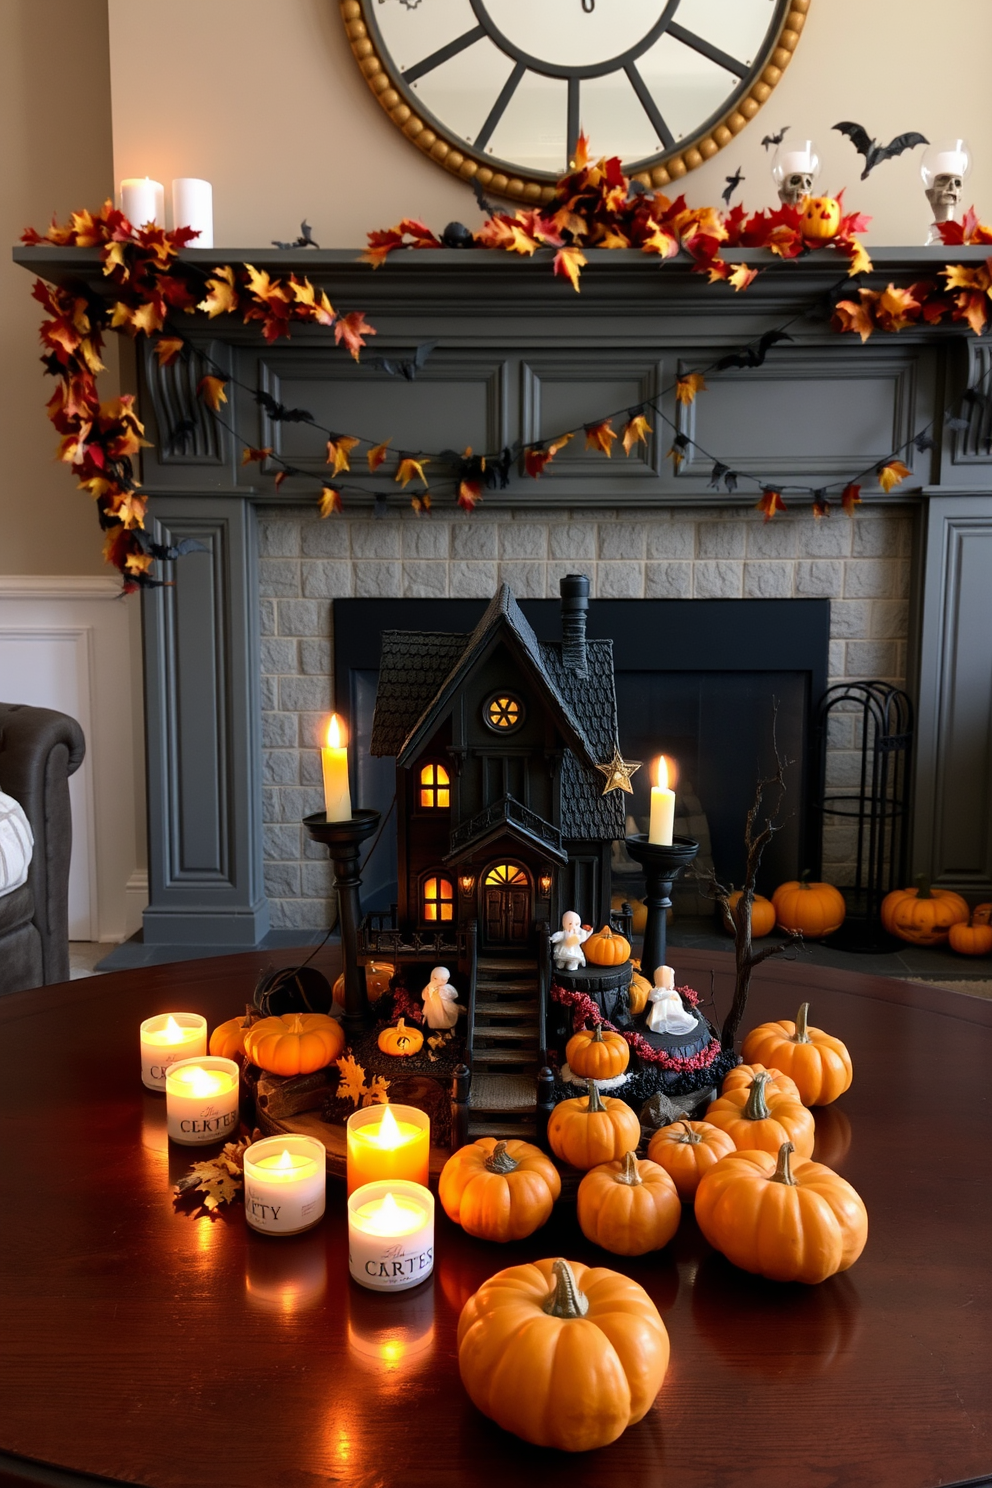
(373, 1103, 401, 1148)
(276, 1148, 294, 1169)
(162, 1015, 185, 1044)
(326, 713, 346, 749)
(179, 1066, 227, 1098)
(655, 754, 678, 790)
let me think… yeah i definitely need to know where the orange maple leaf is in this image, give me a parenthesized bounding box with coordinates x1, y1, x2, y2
(812, 493, 832, 519)
(727, 262, 759, 292)
(841, 483, 862, 515)
(335, 310, 375, 361)
(198, 265, 239, 318)
(326, 435, 360, 475)
(755, 489, 787, 522)
(154, 336, 184, 367)
(396, 456, 429, 488)
(197, 375, 227, 412)
(410, 492, 431, 515)
(675, 373, 707, 407)
(524, 432, 573, 478)
(877, 460, 910, 494)
(319, 486, 342, 518)
(875, 284, 921, 333)
(833, 293, 876, 343)
(553, 247, 587, 292)
(457, 478, 483, 512)
(842, 238, 873, 277)
(941, 263, 990, 293)
(639, 226, 680, 259)
(621, 413, 652, 456)
(585, 419, 617, 457)
(241, 447, 273, 465)
(571, 132, 591, 171)
(367, 440, 391, 473)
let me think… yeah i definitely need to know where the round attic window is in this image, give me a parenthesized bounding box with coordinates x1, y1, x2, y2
(484, 693, 525, 732)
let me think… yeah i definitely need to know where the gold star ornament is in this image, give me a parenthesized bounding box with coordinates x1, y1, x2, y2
(595, 748, 642, 795)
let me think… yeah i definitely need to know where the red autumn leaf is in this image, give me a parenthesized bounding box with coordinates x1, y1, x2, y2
(457, 479, 483, 512)
(241, 447, 273, 465)
(841, 483, 862, 515)
(755, 489, 787, 522)
(585, 419, 617, 457)
(197, 375, 228, 411)
(524, 432, 573, 478)
(319, 486, 342, 517)
(334, 310, 375, 360)
(367, 440, 391, 473)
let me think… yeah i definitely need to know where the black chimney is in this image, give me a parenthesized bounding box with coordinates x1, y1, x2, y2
(560, 573, 589, 677)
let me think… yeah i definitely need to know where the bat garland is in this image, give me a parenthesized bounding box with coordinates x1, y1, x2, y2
(833, 122, 929, 180)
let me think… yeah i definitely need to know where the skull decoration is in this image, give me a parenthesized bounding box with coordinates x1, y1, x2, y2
(780, 171, 814, 207)
(921, 140, 971, 238)
(771, 141, 820, 208)
(925, 172, 963, 221)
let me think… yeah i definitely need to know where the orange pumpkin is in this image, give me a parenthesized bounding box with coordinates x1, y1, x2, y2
(209, 1010, 254, 1060)
(333, 961, 394, 1004)
(244, 1012, 345, 1076)
(565, 1024, 630, 1081)
(773, 876, 846, 937)
(881, 877, 969, 945)
(721, 890, 776, 938)
(694, 1140, 868, 1283)
(377, 1017, 424, 1056)
(439, 1138, 561, 1242)
(628, 971, 651, 1017)
(457, 1257, 670, 1451)
(577, 1151, 681, 1256)
(547, 1079, 641, 1170)
(742, 1002, 853, 1106)
(949, 917, 992, 956)
(612, 894, 647, 934)
(721, 1061, 803, 1106)
(973, 903, 992, 926)
(584, 925, 631, 966)
(646, 1119, 736, 1201)
(801, 195, 842, 240)
(705, 1072, 815, 1159)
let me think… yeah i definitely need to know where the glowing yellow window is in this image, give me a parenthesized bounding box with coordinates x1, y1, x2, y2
(485, 694, 522, 731)
(484, 864, 529, 887)
(423, 876, 454, 921)
(419, 763, 450, 809)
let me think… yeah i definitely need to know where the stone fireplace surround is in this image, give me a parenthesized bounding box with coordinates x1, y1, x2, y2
(17, 243, 991, 949)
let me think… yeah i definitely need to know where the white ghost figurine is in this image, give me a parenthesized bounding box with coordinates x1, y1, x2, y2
(421, 966, 460, 1030)
(645, 965, 698, 1035)
(550, 911, 592, 971)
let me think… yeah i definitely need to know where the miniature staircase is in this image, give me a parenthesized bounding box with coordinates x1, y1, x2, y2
(468, 956, 541, 1138)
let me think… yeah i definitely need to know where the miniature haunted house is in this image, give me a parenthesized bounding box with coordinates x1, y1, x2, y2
(358, 575, 729, 1144)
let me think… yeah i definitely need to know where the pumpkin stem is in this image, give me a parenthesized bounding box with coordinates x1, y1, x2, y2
(591, 1025, 604, 1044)
(585, 1078, 606, 1113)
(484, 1140, 519, 1175)
(772, 1141, 797, 1186)
(675, 1119, 702, 1145)
(542, 1259, 590, 1319)
(800, 869, 813, 888)
(793, 1002, 811, 1043)
(743, 1072, 772, 1121)
(915, 874, 933, 900)
(396, 1018, 407, 1031)
(615, 1150, 642, 1186)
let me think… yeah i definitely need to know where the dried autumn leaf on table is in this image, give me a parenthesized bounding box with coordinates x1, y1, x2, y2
(524, 432, 572, 478)
(197, 375, 227, 411)
(173, 1137, 250, 1215)
(621, 412, 652, 455)
(320, 486, 342, 517)
(326, 435, 359, 475)
(336, 1054, 368, 1107)
(877, 459, 910, 493)
(585, 419, 617, 457)
(367, 440, 391, 472)
(675, 374, 706, 406)
(364, 1076, 390, 1107)
(396, 456, 429, 488)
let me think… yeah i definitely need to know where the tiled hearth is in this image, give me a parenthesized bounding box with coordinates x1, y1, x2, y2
(258, 503, 913, 931)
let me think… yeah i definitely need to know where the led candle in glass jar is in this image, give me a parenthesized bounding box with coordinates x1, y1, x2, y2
(243, 1135, 326, 1236)
(139, 1012, 207, 1091)
(165, 1056, 239, 1146)
(348, 1180, 434, 1292)
(346, 1104, 430, 1196)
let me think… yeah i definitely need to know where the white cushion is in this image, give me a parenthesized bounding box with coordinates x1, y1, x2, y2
(0, 790, 33, 897)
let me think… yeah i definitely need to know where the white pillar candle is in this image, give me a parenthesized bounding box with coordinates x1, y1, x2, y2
(321, 713, 353, 822)
(165, 1056, 239, 1146)
(139, 1012, 207, 1091)
(243, 1135, 326, 1236)
(120, 177, 164, 227)
(348, 1180, 435, 1292)
(648, 755, 676, 845)
(171, 178, 213, 247)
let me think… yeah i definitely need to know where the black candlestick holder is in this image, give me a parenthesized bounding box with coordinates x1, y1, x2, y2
(304, 809, 380, 1039)
(623, 834, 700, 983)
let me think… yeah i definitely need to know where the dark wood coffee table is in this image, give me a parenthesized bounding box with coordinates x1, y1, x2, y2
(1, 948, 990, 1488)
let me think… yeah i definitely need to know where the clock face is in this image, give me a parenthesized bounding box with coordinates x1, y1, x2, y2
(348, 0, 806, 198)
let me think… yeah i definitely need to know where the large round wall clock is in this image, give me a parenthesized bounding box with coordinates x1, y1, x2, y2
(340, 0, 808, 204)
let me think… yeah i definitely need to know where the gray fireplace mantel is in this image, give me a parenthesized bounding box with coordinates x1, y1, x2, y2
(16, 245, 992, 945)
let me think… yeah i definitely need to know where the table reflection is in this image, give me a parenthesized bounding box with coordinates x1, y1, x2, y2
(140, 1091, 169, 1173)
(812, 1104, 853, 1168)
(346, 1276, 435, 1375)
(244, 1229, 328, 1313)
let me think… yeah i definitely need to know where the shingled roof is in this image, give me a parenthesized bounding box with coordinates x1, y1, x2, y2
(369, 583, 625, 841)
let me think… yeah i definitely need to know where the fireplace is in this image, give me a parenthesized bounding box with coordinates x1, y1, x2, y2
(334, 594, 829, 927)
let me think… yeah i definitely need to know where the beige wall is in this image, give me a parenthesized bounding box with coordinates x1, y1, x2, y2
(107, 0, 992, 249)
(1, 0, 117, 575)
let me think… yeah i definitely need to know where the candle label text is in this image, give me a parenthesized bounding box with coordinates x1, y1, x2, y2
(179, 1107, 238, 1135)
(353, 1242, 434, 1285)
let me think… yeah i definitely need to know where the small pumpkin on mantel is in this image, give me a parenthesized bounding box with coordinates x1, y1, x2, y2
(377, 1018, 424, 1057)
(565, 1024, 630, 1081)
(800, 195, 842, 240)
(583, 925, 631, 966)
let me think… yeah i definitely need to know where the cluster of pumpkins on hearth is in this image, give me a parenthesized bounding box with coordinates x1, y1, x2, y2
(443, 999, 863, 1451)
(723, 875, 992, 954)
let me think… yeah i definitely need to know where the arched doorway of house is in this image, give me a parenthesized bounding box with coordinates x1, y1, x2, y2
(482, 861, 531, 945)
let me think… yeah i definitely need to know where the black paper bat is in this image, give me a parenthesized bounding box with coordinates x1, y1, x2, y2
(253, 390, 314, 423)
(146, 536, 209, 562)
(715, 329, 793, 372)
(761, 126, 789, 151)
(271, 220, 320, 250)
(832, 122, 928, 179)
(722, 169, 745, 206)
(372, 341, 438, 381)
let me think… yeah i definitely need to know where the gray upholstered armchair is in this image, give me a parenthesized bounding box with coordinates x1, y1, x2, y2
(0, 704, 85, 994)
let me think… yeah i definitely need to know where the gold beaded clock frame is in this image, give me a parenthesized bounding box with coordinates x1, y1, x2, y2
(339, 0, 809, 204)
